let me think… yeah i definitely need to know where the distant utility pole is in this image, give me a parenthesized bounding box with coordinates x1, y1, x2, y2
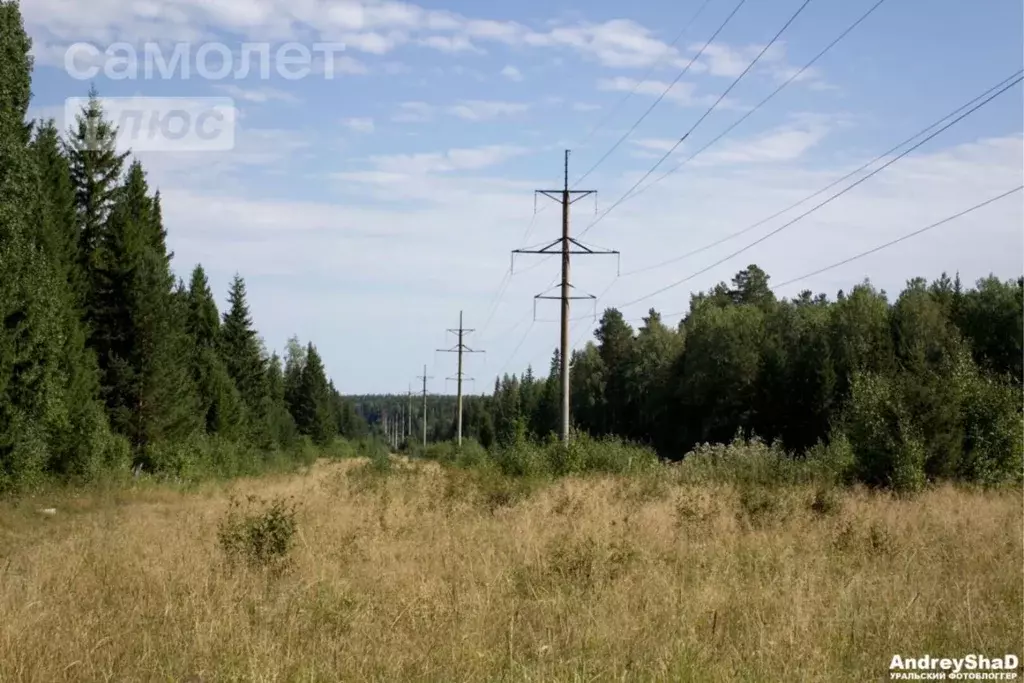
(407, 385, 413, 445)
(437, 311, 485, 448)
(512, 150, 618, 444)
(417, 365, 433, 447)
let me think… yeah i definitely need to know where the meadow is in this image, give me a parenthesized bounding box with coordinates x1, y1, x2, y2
(0, 456, 1020, 682)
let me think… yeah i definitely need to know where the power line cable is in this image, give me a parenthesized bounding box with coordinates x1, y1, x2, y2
(571, 0, 717, 157)
(613, 0, 892, 217)
(621, 67, 1022, 277)
(613, 73, 1023, 310)
(571, 0, 735, 188)
(578, 0, 815, 240)
(770, 186, 1024, 290)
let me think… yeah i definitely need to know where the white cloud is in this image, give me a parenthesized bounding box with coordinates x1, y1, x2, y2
(342, 117, 375, 134)
(313, 54, 370, 76)
(597, 77, 725, 108)
(339, 31, 404, 54)
(525, 19, 677, 68)
(21, 0, 714, 76)
(446, 100, 530, 121)
(360, 144, 527, 176)
(392, 101, 434, 123)
(419, 34, 481, 53)
(690, 41, 823, 87)
(693, 121, 831, 166)
(630, 138, 679, 154)
(501, 65, 523, 81)
(572, 102, 601, 112)
(215, 84, 299, 104)
(392, 100, 529, 123)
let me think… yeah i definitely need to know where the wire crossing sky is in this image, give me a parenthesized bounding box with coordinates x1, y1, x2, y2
(26, 0, 1024, 392)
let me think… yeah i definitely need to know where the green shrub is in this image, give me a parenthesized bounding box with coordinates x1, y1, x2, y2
(958, 372, 1023, 486)
(845, 372, 925, 494)
(217, 495, 298, 572)
(493, 439, 548, 478)
(559, 433, 658, 475)
(677, 435, 831, 488)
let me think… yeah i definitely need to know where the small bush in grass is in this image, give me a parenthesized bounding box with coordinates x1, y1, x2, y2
(809, 486, 842, 516)
(218, 495, 298, 572)
(493, 439, 548, 478)
(678, 434, 844, 488)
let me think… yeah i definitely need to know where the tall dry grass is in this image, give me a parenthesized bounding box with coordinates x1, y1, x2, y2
(0, 459, 1020, 682)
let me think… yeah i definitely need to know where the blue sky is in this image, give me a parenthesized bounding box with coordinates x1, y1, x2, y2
(23, 0, 1024, 394)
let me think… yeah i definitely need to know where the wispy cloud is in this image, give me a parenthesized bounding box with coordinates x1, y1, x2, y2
(596, 77, 736, 109)
(215, 85, 300, 104)
(342, 117, 375, 134)
(361, 144, 528, 175)
(420, 35, 482, 53)
(446, 100, 530, 121)
(391, 100, 530, 123)
(501, 65, 523, 81)
(392, 101, 435, 123)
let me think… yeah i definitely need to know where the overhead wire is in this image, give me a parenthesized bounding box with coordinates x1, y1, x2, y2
(571, 0, 737, 188)
(612, 72, 1024, 311)
(609, 0, 892, 220)
(770, 186, 1024, 291)
(570, 0, 717, 159)
(620, 66, 1022, 278)
(577, 0, 815, 241)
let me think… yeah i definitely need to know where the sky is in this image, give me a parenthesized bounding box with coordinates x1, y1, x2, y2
(22, 0, 1024, 394)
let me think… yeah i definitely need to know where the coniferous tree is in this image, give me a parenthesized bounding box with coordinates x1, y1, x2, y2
(0, 2, 125, 486)
(29, 121, 78, 288)
(220, 275, 268, 412)
(292, 343, 334, 445)
(67, 87, 129, 312)
(264, 351, 297, 448)
(89, 161, 199, 455)
(185, 265, 243, 438)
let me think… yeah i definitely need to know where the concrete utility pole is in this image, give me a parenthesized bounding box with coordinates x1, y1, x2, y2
(437, 311, 484, 448)
(512, 150, 617, 444)
(417, 365, 433, 447)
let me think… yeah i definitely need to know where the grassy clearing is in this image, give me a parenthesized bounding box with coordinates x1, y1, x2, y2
(0, 458, 1020, 682)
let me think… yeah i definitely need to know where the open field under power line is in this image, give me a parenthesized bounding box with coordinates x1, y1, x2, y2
(1, 458, 1019, 682)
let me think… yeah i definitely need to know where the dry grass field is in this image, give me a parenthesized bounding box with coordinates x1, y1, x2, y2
(0, 458, 1020, 682)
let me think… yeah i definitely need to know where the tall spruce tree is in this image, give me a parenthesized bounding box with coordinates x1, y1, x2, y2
(89, 161, 199, 455)
(29, 120, 78, 287)
(220, 275, 267, 408)
(185, 265, 243, 438)
(292, 343, 334, 445)
(67, 87, 129, 312)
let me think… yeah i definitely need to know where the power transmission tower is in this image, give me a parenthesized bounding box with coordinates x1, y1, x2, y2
(437, 311, 485, 447)
(512, 150, 618, 443)
(417, 365, 433, 447)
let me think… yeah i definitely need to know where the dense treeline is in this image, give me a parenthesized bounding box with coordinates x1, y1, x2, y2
(0, 2, 366, 490)
(488, 265, 1022, 490)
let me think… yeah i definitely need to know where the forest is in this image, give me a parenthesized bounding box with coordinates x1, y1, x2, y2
(370, 264, 1022, 490)
(0, 2, 369, 490)
(1, 0, 1021, 494)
